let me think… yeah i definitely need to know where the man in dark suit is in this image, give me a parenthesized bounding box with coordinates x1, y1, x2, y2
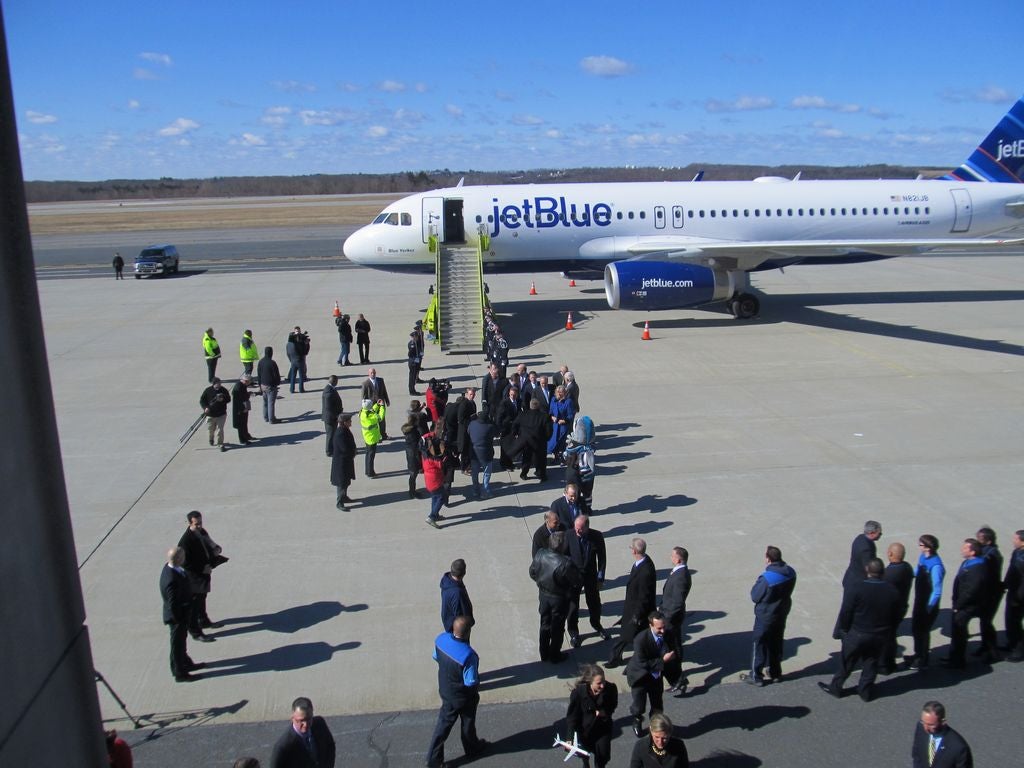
(566, 514, 608, 647)
(608, 538, 657, 667)
(513, 398, 552, 481)
(625, 611, 676, 737)
(911, 700, 973, 768)
(551, 483, 583, 530)
(479, 362, 508, 419)
(494, 385, 521, 470)
(177, 510, 226, 643)
(819, 558, 901, 702)
(882, 542, 915, 672)
(529, 532, 583, 663)
(532, 510, 567, 557)
(270, 696, 336, 768)
(843, 521, 883, 587)
(1005, 529, 1024, 661)
(661, 546, 692, 693)
(159, 547, 198, 682)
(321, 375, 343, 456)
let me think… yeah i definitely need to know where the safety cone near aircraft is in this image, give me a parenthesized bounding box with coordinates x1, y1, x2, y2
(530, 281, 538, 296)
(565, 312, 574, 330)
(568, 278, 576, 287)
(641, 321, 651, 340)
(333, 301, 341, 318)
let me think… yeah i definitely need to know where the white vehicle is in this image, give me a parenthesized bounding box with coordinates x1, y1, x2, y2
(343, 94, 1024, 318)
(552, 732, 592, 762)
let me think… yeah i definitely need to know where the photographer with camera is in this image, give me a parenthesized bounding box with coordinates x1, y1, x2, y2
(286, 326, 310, 394)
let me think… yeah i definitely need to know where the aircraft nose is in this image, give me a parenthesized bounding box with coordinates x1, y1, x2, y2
(343, 226, 370, 264)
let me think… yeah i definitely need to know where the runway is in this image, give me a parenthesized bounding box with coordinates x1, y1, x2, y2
(36, 208, 1024, 765)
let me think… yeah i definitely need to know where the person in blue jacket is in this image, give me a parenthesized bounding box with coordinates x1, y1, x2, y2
(741, 545, 797, 686)
(905, 534, 945, 670)
(426, 616, 489, 768)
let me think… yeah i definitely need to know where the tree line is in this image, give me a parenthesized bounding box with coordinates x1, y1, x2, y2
(24, 164, 948, 203)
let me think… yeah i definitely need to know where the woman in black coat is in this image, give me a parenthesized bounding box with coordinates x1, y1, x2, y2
(565, 663, 618, 768)
(629, 713, 689, 768)
(330, 414, 357, 510)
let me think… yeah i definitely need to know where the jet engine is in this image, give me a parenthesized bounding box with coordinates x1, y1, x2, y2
(604, 261, 734, 311)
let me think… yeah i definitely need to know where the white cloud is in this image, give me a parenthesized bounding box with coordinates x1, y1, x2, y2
(339, 82, 360, 92)
(445, 104, 464, 119)
(378, 80, 406, 92)
(25, 110, 57, 124)
(545, 129, 562, 139)
(241, 133, 266, 146)
(580, 55, 633, 78)
(367, 126, 389, 138)
(415, 83, 429, 93)
(512, 114, 544, 126)
(127, 99, 140, 110)
(941, 85, 1011, 104)
(791, 94, 861, 113)
(158, 117, 199, 137)
(705, 95, 774, 113)
(392, 108, 425, 126)
(262, 106, 292, 126)
(139, 52, 172, 66)
(273, 80, 316, 93)
(299, 109, 356, 126)
(133, 68, 158, 81)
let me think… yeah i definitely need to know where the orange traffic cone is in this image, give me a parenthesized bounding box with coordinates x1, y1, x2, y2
(529, 281, 538, 296)
(332, 301, 341, 318)
(565, 312, 574, 330)
(569, 278, 576, 287)
(641, 321, 651, 340)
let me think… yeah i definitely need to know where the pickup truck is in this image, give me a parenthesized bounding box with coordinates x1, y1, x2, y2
(134, 244, 180, 278)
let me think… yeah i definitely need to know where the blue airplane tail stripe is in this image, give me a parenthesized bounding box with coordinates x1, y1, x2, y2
(940, 95, 1024, 183)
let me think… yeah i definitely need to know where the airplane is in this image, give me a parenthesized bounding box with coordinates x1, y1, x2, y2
(342, 95, 1024, 318)
(552, 731, 592, 762)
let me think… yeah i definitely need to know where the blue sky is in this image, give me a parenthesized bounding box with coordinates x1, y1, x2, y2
(5, 0, 1022, 181)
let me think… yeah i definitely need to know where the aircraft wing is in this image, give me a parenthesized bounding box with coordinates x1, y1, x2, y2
(579, 235, 1024, 271)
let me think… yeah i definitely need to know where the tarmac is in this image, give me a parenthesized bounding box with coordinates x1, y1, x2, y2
(40, 253, 1024, 766)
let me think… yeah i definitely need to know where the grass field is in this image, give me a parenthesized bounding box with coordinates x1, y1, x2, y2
(27, 194, 400, 235)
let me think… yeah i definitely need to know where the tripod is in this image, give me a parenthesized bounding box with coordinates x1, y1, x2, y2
(94, 670, 143, 729)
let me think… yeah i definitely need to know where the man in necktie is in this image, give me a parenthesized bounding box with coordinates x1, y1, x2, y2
(566, 514, 609, 647)
(159, 546, 200, 682)
(625, 611, 676, 737)
(270, 696, 336, 768)
(911, 700, 973, 767)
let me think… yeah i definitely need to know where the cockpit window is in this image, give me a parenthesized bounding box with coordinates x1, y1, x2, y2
(372, 212, 399, 225)
(401, 212, 412, 226)
(372, 213, 388, 224)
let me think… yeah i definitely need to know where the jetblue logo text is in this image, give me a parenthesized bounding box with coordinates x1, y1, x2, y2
(996, 138, 1024, 163)
(490, 197, 612, 237)
(641, 278, 694, 289)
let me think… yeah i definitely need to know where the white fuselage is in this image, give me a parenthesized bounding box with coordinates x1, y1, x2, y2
(342, 178, 1024, 275)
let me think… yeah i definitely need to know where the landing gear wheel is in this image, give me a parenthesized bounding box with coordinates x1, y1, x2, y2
(732, 293, 759, 319)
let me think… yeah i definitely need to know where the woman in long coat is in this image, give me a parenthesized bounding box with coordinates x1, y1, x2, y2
(330, 414, 357, 510)
(546, 385, 576, 462)
(565, 663, 618, 768)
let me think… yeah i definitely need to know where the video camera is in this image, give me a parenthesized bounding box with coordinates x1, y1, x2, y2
(429, 378, 452, 395)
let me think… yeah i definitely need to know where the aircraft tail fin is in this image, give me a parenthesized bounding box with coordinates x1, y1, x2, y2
(942, 95, 1024, 182)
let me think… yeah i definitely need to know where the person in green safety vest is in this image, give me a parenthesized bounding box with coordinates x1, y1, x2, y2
(202, 328, 221, 383)
(239, 330, 259, 379)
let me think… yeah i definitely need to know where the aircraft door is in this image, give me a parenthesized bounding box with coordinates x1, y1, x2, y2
(950, 188, 972, 233)
(672, 205, 684, 228)
(422, 197, 444, 243)
(443, 199, 465, 243)
(654, 206, 666, 229)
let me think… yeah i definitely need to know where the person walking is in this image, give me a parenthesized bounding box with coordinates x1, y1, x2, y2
(608, 538, 657, 668)
(112, 252, 124, 279)
(1004, 529, 1024, 661)
(661, 546, 692, 693)
(257, 346, 281, 424)
(440, 559, 474, 634)
(467, 411, 495, 499)
(565, 663, 618, 768)
(426, 616, 489, 768)
(625, 611, 677, 737)
(819, 558, 901, 701)
(423, 437, 447, 528)
(202, 328, 221, 383)
(270, 696, 336, 768)
(628, 713, 689, 768)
